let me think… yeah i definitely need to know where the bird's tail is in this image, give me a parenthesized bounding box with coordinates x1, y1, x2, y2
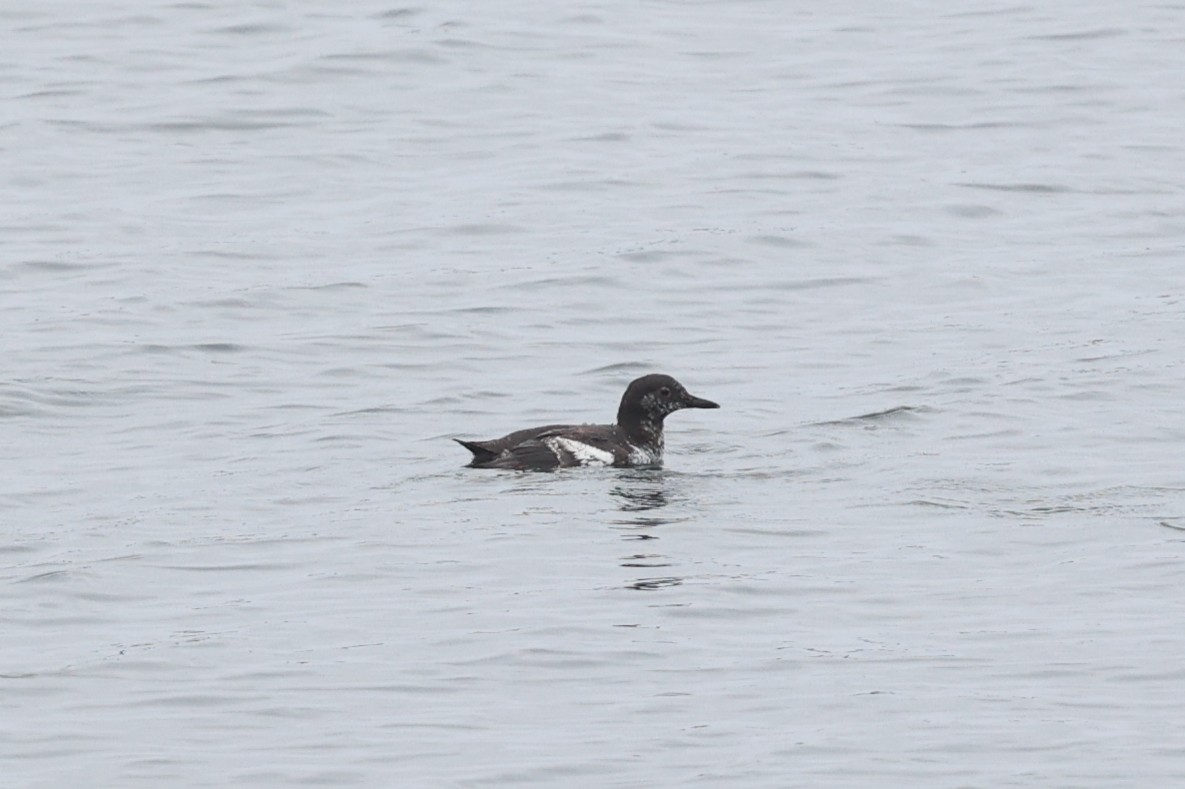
(453, 438, 497, 464)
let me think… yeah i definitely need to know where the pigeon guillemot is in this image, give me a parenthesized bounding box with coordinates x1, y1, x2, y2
(454, 373, 720, 470)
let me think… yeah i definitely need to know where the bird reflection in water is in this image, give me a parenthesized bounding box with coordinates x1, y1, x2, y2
(611, 470, 686, 591)
(611, 469, 684, 517)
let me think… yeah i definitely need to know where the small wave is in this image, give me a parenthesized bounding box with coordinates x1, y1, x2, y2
(810, 405, 933, 427)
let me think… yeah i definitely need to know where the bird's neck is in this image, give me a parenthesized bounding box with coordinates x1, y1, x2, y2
(617, 408, 664, 450)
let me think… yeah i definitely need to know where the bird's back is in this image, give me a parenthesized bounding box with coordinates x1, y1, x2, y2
(455, 423, 626, 470)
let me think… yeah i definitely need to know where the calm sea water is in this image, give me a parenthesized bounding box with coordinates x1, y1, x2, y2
(4, 1, 1185, 786)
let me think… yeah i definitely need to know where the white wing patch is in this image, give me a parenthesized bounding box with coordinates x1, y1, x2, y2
(547, 437, 614, 466)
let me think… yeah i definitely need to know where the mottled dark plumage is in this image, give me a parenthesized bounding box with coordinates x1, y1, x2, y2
(455, 373, 719, 471)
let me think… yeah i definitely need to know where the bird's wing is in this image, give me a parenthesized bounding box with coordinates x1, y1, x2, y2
(472, 438, 562, 470)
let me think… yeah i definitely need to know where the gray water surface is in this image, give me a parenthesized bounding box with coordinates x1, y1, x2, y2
(4, 2, 1185, 786)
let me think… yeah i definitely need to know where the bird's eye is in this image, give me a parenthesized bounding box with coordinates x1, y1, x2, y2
(659, 387, 671, 398)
